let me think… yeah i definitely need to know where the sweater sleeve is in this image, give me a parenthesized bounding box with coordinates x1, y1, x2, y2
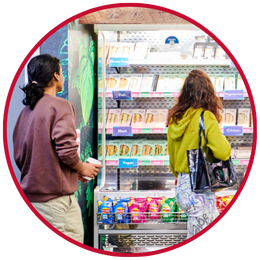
(167, 131, 178, 178)
(204, 111, 231, 161)
(51, 113, 80, 168)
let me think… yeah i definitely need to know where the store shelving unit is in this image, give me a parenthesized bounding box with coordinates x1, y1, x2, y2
(94, 25, 253, 253)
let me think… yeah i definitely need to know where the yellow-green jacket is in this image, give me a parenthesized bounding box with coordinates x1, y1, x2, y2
(167, 107, 231, 178)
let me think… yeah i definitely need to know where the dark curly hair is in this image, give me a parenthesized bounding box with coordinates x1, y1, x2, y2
(167, 69, 223, 125)
(20, 54, 60, 110)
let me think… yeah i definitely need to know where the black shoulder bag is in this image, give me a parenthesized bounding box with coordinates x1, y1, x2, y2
(187, 111, 237, 193)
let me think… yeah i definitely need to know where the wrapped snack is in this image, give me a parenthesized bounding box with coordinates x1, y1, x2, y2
(98, 143, 108, 160)
(108, 42, 122, 59)
(209, 75, 224, 92)
(128, 74, 143, 92)
(175, 204, 188, 222)
(215, 44, 227, 59)
(97, 199, 113, 224)
(141, 141, 155, 160)
(236, 146, 252, 159)
(130, 139, 145, 158)
(160, 198, 176, 223)
(113, 200, 129, 224)
(147, 197, 160, 220)
(204, 43, 215, 59)
(98, 77, 109, 93)
(156, 75, 169, 92)
(193, 43, 205, 59)
(98, 109, 109, 128)
(128, 200, 147, 223)
(237, 75, 246, 90)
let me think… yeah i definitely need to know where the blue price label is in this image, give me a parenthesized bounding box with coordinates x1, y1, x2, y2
(109, 57, 130, 67)
(112, 91, 132, 100)
(113, 126, 133, 136)
(223, 126, 243, 136)
(224, 90, 244, 100)
(118, 158, 138, 168)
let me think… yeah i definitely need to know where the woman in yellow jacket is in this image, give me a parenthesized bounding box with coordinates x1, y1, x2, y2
(167, 69, 231, 238)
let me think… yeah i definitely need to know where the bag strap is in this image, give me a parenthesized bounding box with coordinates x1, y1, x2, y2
(199, 111, 207, 147)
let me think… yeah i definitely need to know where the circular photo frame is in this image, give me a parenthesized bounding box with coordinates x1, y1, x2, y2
(0, 0, 259, 259)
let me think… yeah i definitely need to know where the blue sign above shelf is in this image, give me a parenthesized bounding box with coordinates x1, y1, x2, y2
(118, 158, 138, 168)
(165, 36, 179, 44)
(109, 57, 130, 67)
(224, 90, 244, 100)
(223, 126, 243, 136)
(112, 91, 132, 100)
(112, 126, 133, 136)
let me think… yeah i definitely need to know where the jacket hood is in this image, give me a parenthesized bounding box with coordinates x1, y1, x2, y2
(168, 108, 203, 141)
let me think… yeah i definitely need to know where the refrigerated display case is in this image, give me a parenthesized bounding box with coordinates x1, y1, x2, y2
(93, 24, 253, 253)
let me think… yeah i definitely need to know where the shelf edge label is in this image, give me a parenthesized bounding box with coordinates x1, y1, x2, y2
(224, 90, 244, 100)
(118, 158, 138, 168)
(223, 126, 243, 136)
(112, 126, 133, 136)
(109, 57, 130, 67)
(112, 90, 132, 100)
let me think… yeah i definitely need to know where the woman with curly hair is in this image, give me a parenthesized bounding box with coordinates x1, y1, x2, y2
(167, 69, 231, 238)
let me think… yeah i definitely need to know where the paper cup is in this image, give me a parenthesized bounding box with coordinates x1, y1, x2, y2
(83, 157, 101, 180)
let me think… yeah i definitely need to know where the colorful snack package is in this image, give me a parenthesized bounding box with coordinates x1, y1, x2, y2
(113, 200, 129, 224)
(97, 200, 113, 224)
(128, 201, 147, 223)
(175, 203, 188, 222)
(160, 198, 176, 222)
(147, 198, 160, 220)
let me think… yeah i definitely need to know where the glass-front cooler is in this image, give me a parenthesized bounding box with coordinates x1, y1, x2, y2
(94, 24, 252, 252)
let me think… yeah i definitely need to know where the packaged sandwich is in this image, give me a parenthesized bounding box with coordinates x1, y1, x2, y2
(164, 143, 169, 158)
(130, 139, 145, 158)
(155, 109, 168, 128)
(144, 109, 156, 127)
(106, 74, 120, 92)
(119, 109, 134, 126)
(141, 140, 155, 160)
(215, 44, 227, 59)
(219, 109, 225, 128)
(235, 146, 252, 159)
(133, 42, 151, 59)
(120, 42, 135, 58)
(224, 109, 237, 126)
(98, 143, 108, 160)
(98, 77, 109, 93)
(209, 75, 224, 92)
(117, 74, 131, 91)
(153, 140, 167, 160)
(108, 42, 122, 59)
(237, 108, 250, 127)
(106, 140, 121, 160)
(193, 43, 205, 59)
(156, 75, 168, 92)
(119, 140, 132, 157)
(106, 109, 121, 128)
(128, 74, 143, 92)
(140, 74, 154, 92)
(99, 42, 110, 59)
(203, 43, 215, 59)
(237, 75, 246, 90)
(98, 109, 109, 128)
(131, 109, 146, 128)
(224, 75, 236, 90)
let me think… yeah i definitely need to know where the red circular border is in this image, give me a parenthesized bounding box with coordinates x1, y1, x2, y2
(3, 3, 257, 257)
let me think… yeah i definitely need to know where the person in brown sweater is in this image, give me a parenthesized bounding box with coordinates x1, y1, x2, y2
(13, 54, 102, 243)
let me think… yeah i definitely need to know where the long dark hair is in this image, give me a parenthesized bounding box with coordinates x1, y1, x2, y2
(21, 54, 60, 110)
(167, 69, 223, 125)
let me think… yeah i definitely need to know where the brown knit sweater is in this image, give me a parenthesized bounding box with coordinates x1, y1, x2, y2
(13, 94, 80, 202)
